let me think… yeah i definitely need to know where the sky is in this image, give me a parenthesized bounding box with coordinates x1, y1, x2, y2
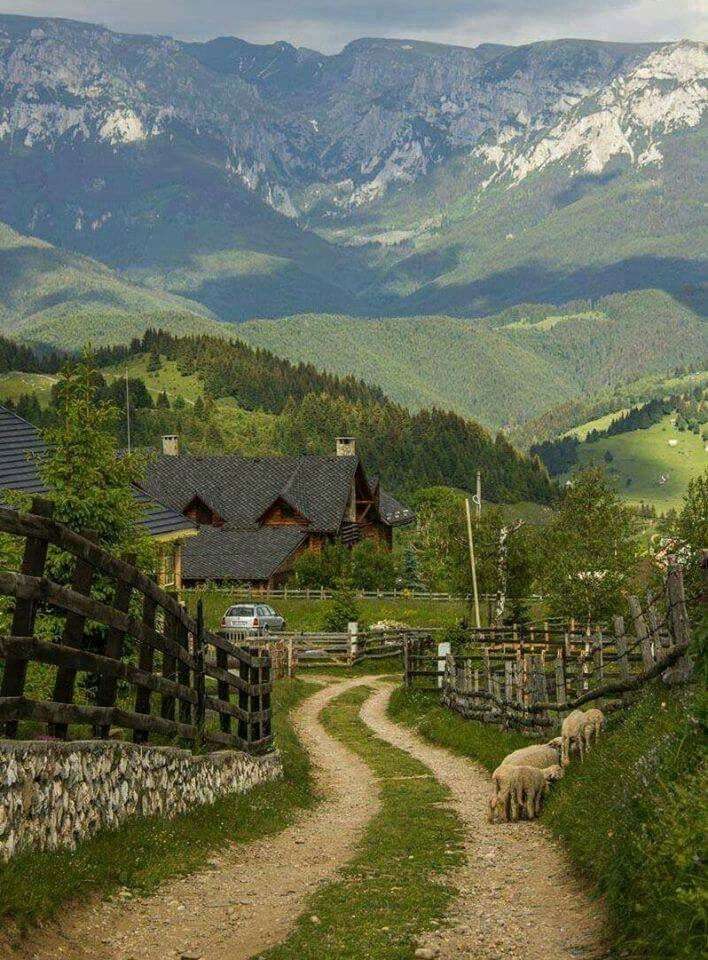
(0, 0, 704, 52)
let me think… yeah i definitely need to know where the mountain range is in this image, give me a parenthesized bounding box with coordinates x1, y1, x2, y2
(0, 13, 705, 429)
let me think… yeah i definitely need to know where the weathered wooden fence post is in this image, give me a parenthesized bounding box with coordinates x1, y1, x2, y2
(628, 596, 654, 670)
(0, 496, 54, 738)
(133, 596, 158, 743)
(50, 530, 98, 739)
(665, 562, 693, 685)
(555, 650, 566, 707)
(194, 598, 206, 738)
(95, 552, 135, 738)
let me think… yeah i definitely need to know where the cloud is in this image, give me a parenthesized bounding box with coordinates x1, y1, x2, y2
(0, 0, 704, 52)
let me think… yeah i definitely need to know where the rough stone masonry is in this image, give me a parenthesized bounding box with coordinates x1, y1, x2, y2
(0, 739, 282, 861)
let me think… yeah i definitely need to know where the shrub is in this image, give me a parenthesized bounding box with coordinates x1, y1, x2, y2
(322, 578, 360, 631)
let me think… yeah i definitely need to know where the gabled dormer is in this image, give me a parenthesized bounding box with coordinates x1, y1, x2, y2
(257, 495, 312, 528)
(182, 493, 225, 527)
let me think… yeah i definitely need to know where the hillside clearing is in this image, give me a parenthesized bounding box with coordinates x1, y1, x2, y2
(570, 414, 706, 510)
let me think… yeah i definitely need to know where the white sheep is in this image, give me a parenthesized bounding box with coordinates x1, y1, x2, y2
(488, 763, 563, 823)
(499, 741, 562, 770)
(561, 709, 586, 766)
(582, 708, 605, 749)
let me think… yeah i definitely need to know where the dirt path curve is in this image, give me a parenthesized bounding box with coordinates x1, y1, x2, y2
(14, 677, 380, 960)
(360, 685, 608, 960)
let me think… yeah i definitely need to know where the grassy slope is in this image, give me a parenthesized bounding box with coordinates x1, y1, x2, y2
(259, 684, 464, 960)
(387, 682, 706, 960)
(0, 220, 228, 348)
(0, 678, 319, 937)
(102, 354, 282, 455)
(188, 589, 472, 633)
(0, 371, 57, 406)
(236, 312, 570, 428)
(513, 368, 708, 449)
(571, 414, 707, 510)
(235, 290, 707, 430)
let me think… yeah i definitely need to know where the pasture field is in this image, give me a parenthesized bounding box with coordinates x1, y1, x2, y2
(184, 590, 473, 633)
(0, 371, 57, 406)
(569, 414, 706, 510)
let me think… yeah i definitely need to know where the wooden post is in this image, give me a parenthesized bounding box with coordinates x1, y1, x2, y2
(504, 660, 513, 705)
(483, 646, 492, 693)
(95, 553, 135, 738)
(194, 599, 206, 739)
(177, 620, 192, 725)
(555, 651, 566, 706)
(287, 636, 294, 678)
(348, 621, 359, 665)
(134, 596, 158, 743)
(403, 638, 411, 689)
(0, 497, 53, 738)
(464, 497, 481, 629)
(216, 639, 230, 735)
(665, 563, 693, 684)
(582, 632, 591, 691)
(613, 616, 629, 682)
(160, 598, 178, 724)
(645, 591, 668, 655)
(628, 596, 654, 670)
(51, 531, 98, 739)
(593, 630, 603, 685)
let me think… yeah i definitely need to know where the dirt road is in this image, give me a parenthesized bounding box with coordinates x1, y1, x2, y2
(11, 677, 607, 960)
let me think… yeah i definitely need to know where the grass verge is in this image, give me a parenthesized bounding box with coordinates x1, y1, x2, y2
(184, 590, 471, 632)
(388, 683, 706, 960)
(257, 685, 464, 960)
(387, 687, 532, 771)
(0, 678, 320, 938)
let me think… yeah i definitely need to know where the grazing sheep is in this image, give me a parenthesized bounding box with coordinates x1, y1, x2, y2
(488, 764, 521, 823)
(582, 708, 605, 748)
(561, 709, 586, 766)
(499, 742, 561, 770)
(489, 764, 563, 823)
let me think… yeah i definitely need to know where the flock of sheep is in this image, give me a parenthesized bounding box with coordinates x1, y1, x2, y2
(488, 707, 606, 823)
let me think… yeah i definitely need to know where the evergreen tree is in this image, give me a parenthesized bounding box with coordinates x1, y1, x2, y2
(322, 576, 360, 631)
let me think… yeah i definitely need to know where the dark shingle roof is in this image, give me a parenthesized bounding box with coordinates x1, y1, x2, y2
(0, 405, 196, 539)
(378, 488, 416, 527)
(142, 454, 362, 534)
(182, 526, 307, 581)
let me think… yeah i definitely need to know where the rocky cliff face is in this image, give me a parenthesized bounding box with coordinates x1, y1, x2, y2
(3, 14, 697, 219)
(0, 14, 704, 326)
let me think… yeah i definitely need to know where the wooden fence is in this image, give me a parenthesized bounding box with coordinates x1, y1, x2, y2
(183, 585, 539, 609)
(405, 565, 693, 733)
(223, 625, 436, 672)
(0, 499, 273, 753)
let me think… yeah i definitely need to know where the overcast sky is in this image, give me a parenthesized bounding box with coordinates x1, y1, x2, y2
(0, 1, 704, 52)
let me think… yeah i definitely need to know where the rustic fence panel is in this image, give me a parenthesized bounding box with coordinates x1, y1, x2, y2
(0, 503, 273, 754)
(404, 565, 693, 734)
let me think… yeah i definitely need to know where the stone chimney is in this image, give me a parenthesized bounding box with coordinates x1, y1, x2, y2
(162, 435, 180, 457)
(336, 436, 356, 458)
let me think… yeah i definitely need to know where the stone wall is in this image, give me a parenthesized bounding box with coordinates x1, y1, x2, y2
(0, 740, 282, 861)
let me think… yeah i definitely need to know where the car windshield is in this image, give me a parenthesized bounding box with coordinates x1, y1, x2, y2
(227, 606, 255, 617)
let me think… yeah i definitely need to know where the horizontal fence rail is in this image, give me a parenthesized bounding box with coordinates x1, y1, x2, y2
(404, 564, 693, 732)
(0, 500, 273, 753)
(221, 626, 434, 672)
(182, 585, 542, 606)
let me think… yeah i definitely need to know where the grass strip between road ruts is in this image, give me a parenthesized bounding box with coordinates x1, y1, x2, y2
(257, 684, 465, 960)
(0, 678, 321, 940)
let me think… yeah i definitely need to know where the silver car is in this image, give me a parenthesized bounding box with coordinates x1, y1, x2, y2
(220, 603, 286, 634)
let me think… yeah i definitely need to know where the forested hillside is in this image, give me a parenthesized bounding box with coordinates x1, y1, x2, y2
(237, 290, 707, 428)
(0, 330, 555, 504)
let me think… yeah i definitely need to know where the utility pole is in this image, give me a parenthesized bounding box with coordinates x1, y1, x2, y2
(465, 497, 481, 628)
(125, 368, 131, 454)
